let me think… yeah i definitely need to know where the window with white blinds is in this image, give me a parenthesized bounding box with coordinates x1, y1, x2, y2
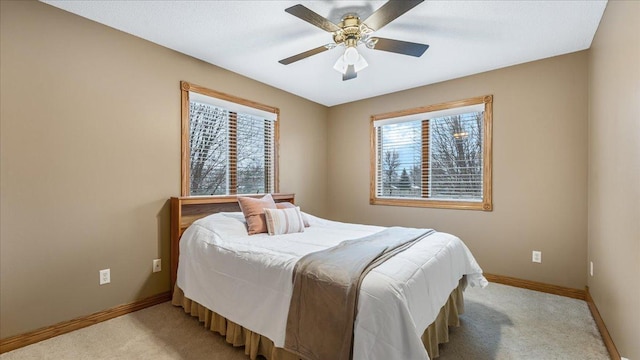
(370, 95, 493, 211)
(181, 82, 278, 196)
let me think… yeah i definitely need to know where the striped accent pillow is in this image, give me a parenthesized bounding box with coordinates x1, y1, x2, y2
(276, 202, 310, 227)
(264, 207, 305, 236)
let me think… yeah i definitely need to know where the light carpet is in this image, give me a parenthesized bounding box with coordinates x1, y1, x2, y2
(1, 283, 609, 360)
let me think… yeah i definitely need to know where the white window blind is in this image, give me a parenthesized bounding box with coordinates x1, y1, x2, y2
(189, 100, 275, 196)
(375, 109, 484, 202)
(235, 113, 275, 194)
(190, 92, 278, 121)
(376, 121, 423, 198)
(428, 112, 484, 200)
(189, 102, 229, 195)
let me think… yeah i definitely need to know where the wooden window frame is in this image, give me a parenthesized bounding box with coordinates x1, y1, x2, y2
(180, 81, 279, 197)
(370, 95, 493, 211)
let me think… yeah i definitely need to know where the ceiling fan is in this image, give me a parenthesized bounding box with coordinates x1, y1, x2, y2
(279, 0, 429, 81)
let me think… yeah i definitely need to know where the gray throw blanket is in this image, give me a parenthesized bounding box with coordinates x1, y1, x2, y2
(284, 227, 435, 360)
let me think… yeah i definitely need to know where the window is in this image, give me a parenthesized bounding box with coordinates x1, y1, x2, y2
(370, 95, 492, 210)
(181, 81, 279, 196)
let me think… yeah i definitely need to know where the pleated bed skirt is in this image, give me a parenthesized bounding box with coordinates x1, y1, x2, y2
(171, 277, 465, 360)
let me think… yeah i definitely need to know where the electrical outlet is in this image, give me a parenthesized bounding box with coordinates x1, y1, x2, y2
(590, 261, 594, 276)
(99, 269, 110, 285)
(532, 251, 542, 263)
(153, 259, 161, 273)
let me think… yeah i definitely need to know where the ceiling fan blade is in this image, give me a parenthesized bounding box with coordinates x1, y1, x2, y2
(285, 4, 341, 33)
(363, 0, 424, 31)
(343, 65, 357, 81)
(279, 45, 332, 65)
(371, 37, 429, 57)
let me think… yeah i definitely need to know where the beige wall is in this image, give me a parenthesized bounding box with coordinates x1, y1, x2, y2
(588, 1, 640, 359)
(327, 52, 589, 290)
(0, 0, 328, 338)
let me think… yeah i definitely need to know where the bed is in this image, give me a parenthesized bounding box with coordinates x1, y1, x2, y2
(170, 194, 487, 360)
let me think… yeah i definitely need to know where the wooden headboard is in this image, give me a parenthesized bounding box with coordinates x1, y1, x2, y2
(170, 193, 295, 293)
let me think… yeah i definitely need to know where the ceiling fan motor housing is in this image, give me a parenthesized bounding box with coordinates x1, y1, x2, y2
(333, 15, 369, 46)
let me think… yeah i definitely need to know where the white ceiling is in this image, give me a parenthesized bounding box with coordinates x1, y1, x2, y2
(42, 1, 607, 107)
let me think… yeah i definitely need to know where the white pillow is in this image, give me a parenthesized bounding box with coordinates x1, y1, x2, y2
(263, 207, 305, 236)
(194, 212, 249, 239)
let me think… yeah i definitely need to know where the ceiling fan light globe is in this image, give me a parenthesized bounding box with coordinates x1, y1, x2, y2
(344, 46, 360, 65)
(333, 56, 348, 74)
(354, 55, 368, 72)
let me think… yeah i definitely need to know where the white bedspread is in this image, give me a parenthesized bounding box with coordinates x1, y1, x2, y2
(177, 212, 487, 360)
